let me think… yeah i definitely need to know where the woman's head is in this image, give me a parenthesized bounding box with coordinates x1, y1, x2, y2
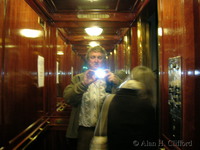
(85, 46, 107, 70)
(130, 66, 155, 87)
(130, 66, 156, 105)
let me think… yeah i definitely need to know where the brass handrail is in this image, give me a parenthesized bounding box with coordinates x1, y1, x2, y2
(19, 121, 50, 150)
(7, 117, 50, 150)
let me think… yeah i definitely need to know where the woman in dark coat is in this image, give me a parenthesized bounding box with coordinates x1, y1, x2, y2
(90, 66, 158, 150)
(107, 66, 158, 150)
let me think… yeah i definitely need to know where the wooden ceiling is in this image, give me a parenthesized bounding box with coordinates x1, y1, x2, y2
(25, 0, 149, 56)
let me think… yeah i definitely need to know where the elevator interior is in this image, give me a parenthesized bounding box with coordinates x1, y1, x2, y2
(1, 0, 200, 150)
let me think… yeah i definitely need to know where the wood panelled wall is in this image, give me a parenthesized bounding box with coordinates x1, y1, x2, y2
(56, 36, 83, 97)
(1, 0, 199, 150)
(0, 0, 4, 140)
(108, 27, 140, 74)
(0, 0, 83, 148)
(158, 0, 200, 149)
(130, 27, 139, 68)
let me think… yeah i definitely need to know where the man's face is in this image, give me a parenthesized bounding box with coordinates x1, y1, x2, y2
(88, 51, 105, 70)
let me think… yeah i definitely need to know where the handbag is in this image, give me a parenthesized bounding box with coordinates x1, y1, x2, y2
(90, 94, 115, 150)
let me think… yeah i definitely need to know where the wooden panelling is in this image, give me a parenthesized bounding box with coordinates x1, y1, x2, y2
(193, 0, 200, 148)
(158, 0, 199, 149)
(0, 0, 5, 145)
(130, 27, 139, 68)
(1, 0, 46, 145)
(0, 0, 199, 150)
(56, 36, 70, 97)
(43, 25, 57, 113)
(106, 51, 115, 71)
(115, 26, 142, 73)
(124, 30, 132, 73)
(0, 0, 82, 148)
(56, 35, 84, 97)
(116, 43, 125, 70)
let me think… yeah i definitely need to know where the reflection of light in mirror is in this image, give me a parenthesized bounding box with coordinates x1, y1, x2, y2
(114, 49, 116, 54)
(187, 70, 200, 76)
(57, 51, 64, 55)
(20, 29, 42, 38)
(137, 30, 141, 38)
(95, 69, 106, 78)
(89, 41, 99, 47)
(124, 36, 128, 42)
(187, 71, 193, 75)
(31, 45, 43, 48)
(195, 70, 200, 76)
(158, 27, 162, 36)
(5, 45, 16, 48)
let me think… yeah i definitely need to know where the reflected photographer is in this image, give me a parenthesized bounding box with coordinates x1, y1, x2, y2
(63, 46, 124, 150)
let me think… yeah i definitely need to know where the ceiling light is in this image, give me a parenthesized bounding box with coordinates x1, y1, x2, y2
(89, 41, 99, 47)
(85, 27, 103, 36)
(20, 29, 42, 38)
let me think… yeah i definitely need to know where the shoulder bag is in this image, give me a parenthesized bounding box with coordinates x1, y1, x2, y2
(90, 94, 115, 150)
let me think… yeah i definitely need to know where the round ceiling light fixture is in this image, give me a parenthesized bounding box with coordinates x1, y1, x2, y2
(85, 27, 103, 36)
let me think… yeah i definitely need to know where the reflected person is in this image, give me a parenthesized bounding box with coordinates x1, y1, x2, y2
(63, 46, 123, 150)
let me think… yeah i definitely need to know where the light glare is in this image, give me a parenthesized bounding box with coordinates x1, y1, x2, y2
(95, 69, 106, 78)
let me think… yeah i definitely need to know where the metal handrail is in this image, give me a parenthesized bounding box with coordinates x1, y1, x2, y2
(7, 117, 50, 150)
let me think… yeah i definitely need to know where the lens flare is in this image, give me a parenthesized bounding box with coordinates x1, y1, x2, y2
(95, 69, 106, 78)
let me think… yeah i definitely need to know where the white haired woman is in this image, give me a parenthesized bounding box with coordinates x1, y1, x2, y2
(91, 66, 158, 150)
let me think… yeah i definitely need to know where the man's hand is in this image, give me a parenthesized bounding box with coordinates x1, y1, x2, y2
(105, 69, 120, 85)
(82, 70, 97, 85)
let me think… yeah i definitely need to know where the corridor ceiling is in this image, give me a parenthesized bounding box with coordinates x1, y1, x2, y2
(25, 0, 149, 56)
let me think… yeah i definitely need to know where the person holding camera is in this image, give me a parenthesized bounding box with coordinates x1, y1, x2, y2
(63, 46, 124, 150)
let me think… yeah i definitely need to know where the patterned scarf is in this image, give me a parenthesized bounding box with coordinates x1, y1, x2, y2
(79, 79, 109, 127)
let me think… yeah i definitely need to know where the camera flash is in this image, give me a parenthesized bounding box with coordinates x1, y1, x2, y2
(95, 69, 106, 78)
